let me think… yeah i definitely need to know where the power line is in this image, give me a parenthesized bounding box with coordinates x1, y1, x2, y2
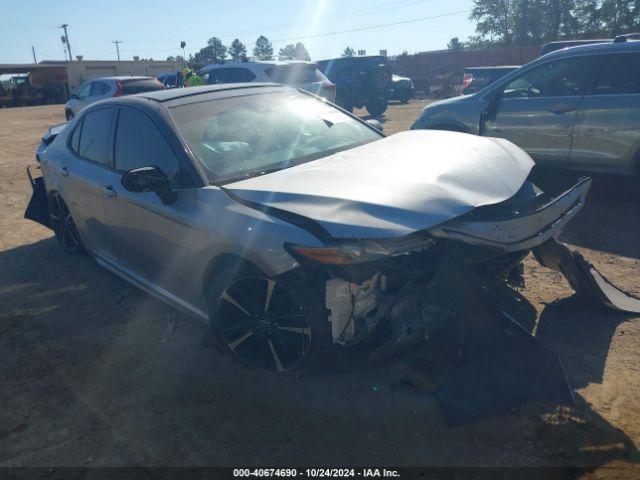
(112, 7, 471, 57)
(117, 0, 433, 46)
(213, 0, 434, 39)
(271, 9, 472, 43)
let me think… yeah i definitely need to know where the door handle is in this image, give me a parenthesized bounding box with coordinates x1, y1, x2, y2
(101, 185, 117, 198)
(549, 103, 575, 114)
(59, 166, 69, 176)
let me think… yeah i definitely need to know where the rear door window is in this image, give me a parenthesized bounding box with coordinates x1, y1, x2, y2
(266, 65, 320, 84)
(591, 53, 640, 95)
(120, 79, 164, 94)
(235, 68, 257, 82)
(208, 68, 235, 84)
(90, 81, 110, 96)
(78, 108, 114, 166)
(114, 107, 181, 179)
(69, 121, 82, 154)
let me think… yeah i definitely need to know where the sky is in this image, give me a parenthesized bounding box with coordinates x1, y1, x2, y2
(1, 0, 477, 64)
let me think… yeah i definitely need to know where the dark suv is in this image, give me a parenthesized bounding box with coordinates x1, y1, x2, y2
(412, 35, 640, 177)
(317, 56, 392, 116)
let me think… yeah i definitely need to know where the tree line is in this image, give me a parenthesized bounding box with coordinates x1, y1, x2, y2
(168, 36, 311, 69)
(169, 0, 640, 66)
(450, 0, 640, 48)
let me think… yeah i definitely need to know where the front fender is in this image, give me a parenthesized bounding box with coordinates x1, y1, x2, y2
(412, 98, 484, 134)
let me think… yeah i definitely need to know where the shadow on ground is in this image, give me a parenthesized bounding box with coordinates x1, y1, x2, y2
(0, 236, 638, 471)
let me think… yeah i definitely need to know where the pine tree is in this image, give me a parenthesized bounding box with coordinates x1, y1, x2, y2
(253, 35, 273, 60)
(229, 39, 247, 61)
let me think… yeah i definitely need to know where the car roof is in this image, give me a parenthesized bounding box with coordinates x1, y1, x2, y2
(318, 55, 386, 62)
(88, 75, 156, 82)
(465, 65, 520, 70)
(131, 82, 285, 103)
(201, 60, 316, 70)
(540, 38, 640, 59)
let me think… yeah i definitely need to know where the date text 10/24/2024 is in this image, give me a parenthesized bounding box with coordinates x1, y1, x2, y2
(233, 469, 401, 478)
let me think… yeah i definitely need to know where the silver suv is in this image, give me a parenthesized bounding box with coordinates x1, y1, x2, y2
(198, 61, 336, 103)
(412, 37, 640, 177)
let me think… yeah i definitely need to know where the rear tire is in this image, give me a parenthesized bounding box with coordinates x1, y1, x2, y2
(366, 97, 388, 117)
(48, 192, 85, 254)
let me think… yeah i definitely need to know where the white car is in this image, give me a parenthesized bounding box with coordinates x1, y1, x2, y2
(198, 61, 336, 103)
(64, 76, 164, 120)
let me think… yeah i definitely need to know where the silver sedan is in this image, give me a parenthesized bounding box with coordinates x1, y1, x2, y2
(27, 84, 640, 381)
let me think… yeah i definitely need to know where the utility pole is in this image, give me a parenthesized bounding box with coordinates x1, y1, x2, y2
(31, 46, 37, 63)
(59, 24, 72, 61)
(112, 40, 122, 61)
(180, 41, 186, 68)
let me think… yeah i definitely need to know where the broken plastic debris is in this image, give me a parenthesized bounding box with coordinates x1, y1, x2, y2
(534, 239, 640, 314)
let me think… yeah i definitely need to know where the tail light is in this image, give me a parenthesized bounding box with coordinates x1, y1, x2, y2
(462, 73, 473, 88)
(114, 80, 123, 97)
(155, 79, 165, 89)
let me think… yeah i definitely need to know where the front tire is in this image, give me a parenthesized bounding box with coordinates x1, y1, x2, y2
(48, 192, 84, 254)
(209, 271, 313, 372)
(65, 110, 74, 121)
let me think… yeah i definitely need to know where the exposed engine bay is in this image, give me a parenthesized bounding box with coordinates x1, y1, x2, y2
(281, 177, 640, 425)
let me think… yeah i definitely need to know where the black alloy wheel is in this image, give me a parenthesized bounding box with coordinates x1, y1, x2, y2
(49, 192, 84, 254)
(214, 275, 312, 372)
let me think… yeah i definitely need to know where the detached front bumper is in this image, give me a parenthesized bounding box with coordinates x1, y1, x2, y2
(430, 178, 591, 252)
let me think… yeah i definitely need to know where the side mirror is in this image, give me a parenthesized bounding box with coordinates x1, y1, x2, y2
(121, 166, 177, 205)
(366, 119, 383, 131)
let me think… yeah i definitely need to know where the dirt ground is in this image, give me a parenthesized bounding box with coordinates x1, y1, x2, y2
(1, 99, 640, 475)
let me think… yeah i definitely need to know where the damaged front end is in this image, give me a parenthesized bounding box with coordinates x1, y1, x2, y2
(283, 177, 640, 425)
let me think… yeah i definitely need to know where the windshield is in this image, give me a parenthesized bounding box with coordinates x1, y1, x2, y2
(169, 91, 382, 184)
(121, 78, 164, 94)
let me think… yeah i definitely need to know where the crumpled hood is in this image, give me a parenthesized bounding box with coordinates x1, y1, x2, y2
(224, 130, 534, 239)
